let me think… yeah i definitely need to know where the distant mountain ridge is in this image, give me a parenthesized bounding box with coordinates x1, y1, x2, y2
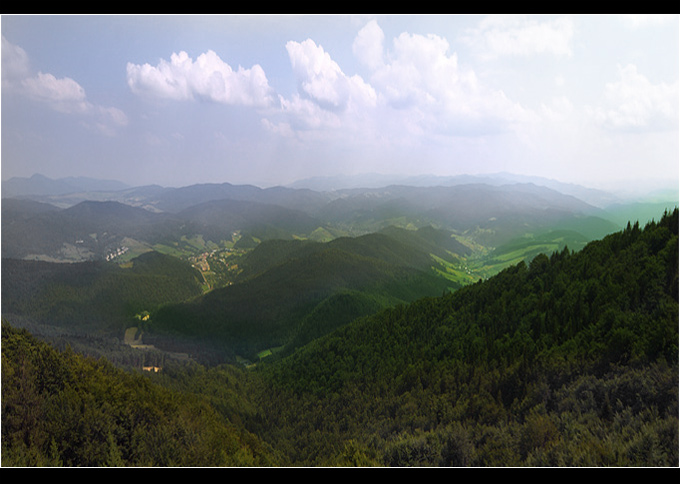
(286, 172, 623, 208)
(2, 173, 130, 197)
(4, 172, 675, 213)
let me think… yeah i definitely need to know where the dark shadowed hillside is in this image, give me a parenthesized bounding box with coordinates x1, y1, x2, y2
(1, 251, 205, 334)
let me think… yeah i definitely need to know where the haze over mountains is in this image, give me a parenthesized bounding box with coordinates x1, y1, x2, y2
(0, 173, 607, 260)
(2, 171, 676, 262)
(5, 170, 677, 208)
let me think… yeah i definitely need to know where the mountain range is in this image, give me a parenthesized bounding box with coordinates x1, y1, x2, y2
(4, 172, 651, 263)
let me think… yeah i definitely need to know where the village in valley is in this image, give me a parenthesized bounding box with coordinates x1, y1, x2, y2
(187, 245, 247, 291)
(105, 245, 129, 262)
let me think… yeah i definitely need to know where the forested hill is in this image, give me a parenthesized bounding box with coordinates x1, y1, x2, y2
(148, 231, 455, 361)
(1, 251, 205, 333)
(1, 323, 277, 466)
(252, 209, 678, 466)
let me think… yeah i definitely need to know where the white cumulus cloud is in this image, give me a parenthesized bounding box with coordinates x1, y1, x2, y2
(262, 37, 379, 142)
(370, 30, 466, 109)
(588, 64, 679, 131)
(286, 38, 376, 113)
(126, 50, 276, 107)
(20, 71, 89, 113)
(352, 19, 385, 70)
(2, 36, 127, 135)
(265, 20, 537, 148)
(464, 15, 574, 60)
(359, 23, 534, 136)
(1, 35, 31, 86)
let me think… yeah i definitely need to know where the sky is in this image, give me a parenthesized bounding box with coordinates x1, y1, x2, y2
(1, 14, 679, 193)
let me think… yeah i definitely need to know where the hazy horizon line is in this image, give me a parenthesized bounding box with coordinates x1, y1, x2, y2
(2, 169, 678, 200)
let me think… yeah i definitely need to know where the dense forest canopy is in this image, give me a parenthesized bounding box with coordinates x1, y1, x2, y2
(248, 209, 678, 466)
